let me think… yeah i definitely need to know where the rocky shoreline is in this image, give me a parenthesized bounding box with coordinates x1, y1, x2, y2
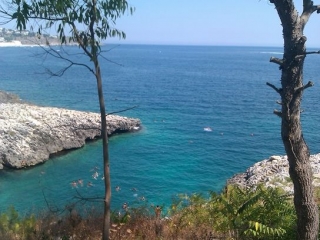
(0, 91, 141, 169)
(227, 154, 320, 194)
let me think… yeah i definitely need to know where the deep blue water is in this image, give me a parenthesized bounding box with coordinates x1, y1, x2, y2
(0, 45, 320, 215)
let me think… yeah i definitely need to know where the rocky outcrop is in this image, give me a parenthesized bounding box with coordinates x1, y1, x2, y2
(0, 99, 141, 169)
(0, 91, 23, 104)
(227, 154, 320, 194)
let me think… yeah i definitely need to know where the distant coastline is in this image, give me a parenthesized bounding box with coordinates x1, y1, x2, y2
(0, 40, 23, 47)
(0, 37, 77, 47)
(0, 39, 75, 47)
(0, 39, 61, 47)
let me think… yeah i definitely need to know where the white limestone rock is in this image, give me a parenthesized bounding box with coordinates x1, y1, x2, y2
(0, 102, 141, 169)
(227, 154, 320, 193)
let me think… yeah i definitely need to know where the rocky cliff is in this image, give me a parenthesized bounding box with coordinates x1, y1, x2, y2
(0, 92, 141, 169)
(227, 154, 320, 194)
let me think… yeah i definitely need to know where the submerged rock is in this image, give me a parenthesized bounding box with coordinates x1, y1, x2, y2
(0, 102, 141, 169)
(0, 91, 23, 104)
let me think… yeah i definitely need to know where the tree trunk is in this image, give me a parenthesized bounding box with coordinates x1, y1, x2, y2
(90, 3, 110, 240)
(92, 37, 110, 240)
(89, 1, 111, 238)
(95, 65, 111, 240)
(270, 1, 319, 239)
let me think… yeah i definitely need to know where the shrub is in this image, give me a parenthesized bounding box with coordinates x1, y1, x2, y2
(0, 206, 36, 240)
(0, 185, 303, 239)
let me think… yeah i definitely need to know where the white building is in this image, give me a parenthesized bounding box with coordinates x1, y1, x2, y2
(21, 30, 29, 36)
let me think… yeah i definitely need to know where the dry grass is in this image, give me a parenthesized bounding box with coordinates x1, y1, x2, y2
(1, 185, 302, 239)
(0, 205, 221, 240)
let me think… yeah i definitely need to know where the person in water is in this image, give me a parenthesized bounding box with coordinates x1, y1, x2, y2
(155, 205, 161, 219)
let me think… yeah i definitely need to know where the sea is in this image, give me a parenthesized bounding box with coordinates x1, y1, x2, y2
(0, 44, 320, 216)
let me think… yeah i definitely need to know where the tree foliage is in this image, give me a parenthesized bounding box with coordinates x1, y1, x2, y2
(0, 206, 36, 240)
(2, 1, 134, 239)
(169, 185, 296, 239)
(11, 0, 133, 47)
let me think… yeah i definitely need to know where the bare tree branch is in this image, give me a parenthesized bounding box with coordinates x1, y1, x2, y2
(293, 50, 319, 62)
(107, 105, 138, 115)
(69, 21, 93, 59)
(37, 43, 95, 76)
(306, 50, 320, 55)
(73, 188, 104, 202)
(42, 189, 60, 213)
(301, 0, 320, 28)
(266, 82, 282, 95)
(303, 0, 313, 9)
(294, 81, 314, 93)
(100, 44, 121, 53)
(270, 57, 284, 66)
(97, 45, 128, 67)
(99, 54, 124, 67)
(273, 109, 282, 118)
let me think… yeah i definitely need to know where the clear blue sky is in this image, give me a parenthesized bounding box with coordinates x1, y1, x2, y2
(108, 0, 320, 47)
(2, 0, 319, 47)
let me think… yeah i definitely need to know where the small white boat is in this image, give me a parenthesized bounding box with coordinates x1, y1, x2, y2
(203, 127, 212, 132)
(133, 126, 140, 130)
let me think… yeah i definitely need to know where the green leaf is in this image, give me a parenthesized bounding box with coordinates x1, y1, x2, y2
(255, 221, 259, 231)
(12, 12, 18, 19)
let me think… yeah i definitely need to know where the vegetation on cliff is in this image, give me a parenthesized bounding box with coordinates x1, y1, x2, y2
(2, 184, 318, 240)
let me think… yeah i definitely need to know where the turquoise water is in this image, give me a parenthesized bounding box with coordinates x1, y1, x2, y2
(1, 45, 320, 214)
